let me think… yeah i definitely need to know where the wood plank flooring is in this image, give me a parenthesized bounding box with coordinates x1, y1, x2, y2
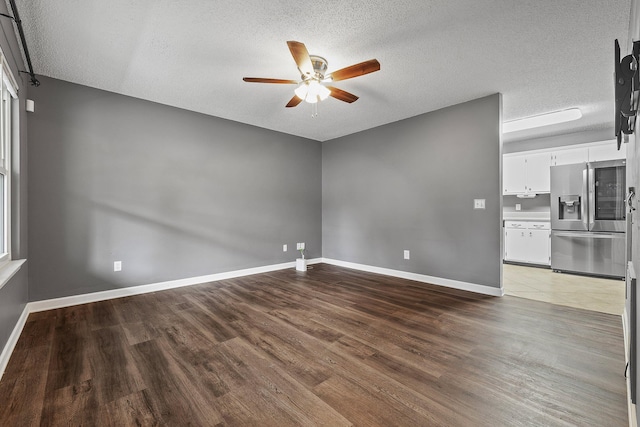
(0, 264, 628, 426)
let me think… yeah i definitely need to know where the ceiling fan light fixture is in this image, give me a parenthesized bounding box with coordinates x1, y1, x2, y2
(295, 80, 330, 104)
(294, 83, 308, 100)
(308, 80, 330, 102)
(242, 41, 380, 109)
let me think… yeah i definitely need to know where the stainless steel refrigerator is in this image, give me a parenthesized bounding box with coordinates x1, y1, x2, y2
(550, 159, 626, 278)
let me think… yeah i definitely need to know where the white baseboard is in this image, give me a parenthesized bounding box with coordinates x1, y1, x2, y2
(28, 258, 323, 313)
(0, 304, 29, 381)
(321, 258, 504, 297)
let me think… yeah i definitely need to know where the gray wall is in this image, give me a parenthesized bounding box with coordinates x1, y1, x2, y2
(0, 266, 28, 352)
(0, 3, 30, 356)
(28, 77, 321, 301)
(322, 94, 502, 288)
(629, 128, 640, 425)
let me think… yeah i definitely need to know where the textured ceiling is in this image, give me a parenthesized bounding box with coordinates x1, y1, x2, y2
(12, 0, 632, 142)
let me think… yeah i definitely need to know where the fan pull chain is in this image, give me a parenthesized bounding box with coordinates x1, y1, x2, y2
(311, 102, 318, 118)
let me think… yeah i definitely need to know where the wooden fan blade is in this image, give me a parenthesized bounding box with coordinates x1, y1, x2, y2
(243, 77, 298, 84)
(287, 41, 314, 77)
(327, 59, 380, 82)
(327, 86, 359, 103)
(286, 95, 303, 108)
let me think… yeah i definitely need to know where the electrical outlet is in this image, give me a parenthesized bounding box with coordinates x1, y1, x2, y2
(404, 250, 410, 260)
(515, 203, 521, 211)
(114, 261, 122, 272)
(474, 199, 486, 209)
(283, 244, 287, 252)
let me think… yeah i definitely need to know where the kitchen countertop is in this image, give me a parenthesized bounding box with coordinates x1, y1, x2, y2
(503, 213, 550, 222)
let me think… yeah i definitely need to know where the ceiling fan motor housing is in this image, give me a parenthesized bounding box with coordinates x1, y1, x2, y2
(307, 55, 328, 81)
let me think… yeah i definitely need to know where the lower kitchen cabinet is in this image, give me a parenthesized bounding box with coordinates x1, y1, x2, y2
(504, 221, 550, 266)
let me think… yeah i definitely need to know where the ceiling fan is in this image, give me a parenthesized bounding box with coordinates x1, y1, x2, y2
(243, 41, 380, 108)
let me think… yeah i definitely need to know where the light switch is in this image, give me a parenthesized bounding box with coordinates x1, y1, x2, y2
(404, 250, 410, 260)
(515, 203, 521, 211)
(474, 199, 486, 209)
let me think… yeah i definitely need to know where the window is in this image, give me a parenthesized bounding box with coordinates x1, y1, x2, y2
(0, 56, 17, 265)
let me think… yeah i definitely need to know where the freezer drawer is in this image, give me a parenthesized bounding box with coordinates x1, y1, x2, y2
(551, 231, 625, 278)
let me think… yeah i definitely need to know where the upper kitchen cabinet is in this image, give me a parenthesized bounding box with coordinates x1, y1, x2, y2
(551, 146, 589, 166)
(503, 152, 551, 195)
(526, 152, 552, 193)
(588, 141, 626, 162)
(551, 141, 624, 166)
(503, 140, 625, 196)
(503, 155, 526, 194)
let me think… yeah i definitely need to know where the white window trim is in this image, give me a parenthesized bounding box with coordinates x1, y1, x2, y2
(1, 56, 17, 99)
(0, 47, 18, 271)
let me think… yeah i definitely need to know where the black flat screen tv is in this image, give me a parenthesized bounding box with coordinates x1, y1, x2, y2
(615, 39, 640, 149)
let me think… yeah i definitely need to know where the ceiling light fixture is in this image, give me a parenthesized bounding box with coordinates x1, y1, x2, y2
(503, 108, 582, 133)
(295, 80, 331, 104)
(243, 41, 380, 111)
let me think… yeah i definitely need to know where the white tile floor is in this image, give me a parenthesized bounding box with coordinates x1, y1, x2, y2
(503, 263, 625, 315)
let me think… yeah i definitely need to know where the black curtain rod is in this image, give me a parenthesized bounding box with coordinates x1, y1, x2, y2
(0, 0, 39, 86)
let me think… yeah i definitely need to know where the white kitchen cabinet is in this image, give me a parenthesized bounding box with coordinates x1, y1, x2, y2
(503, 153, 551, 195)
(503, 155, 527, 194)
(504, 223, 529, 262)
(503, 140, 626, 197)
(528, 228, 551, 265)
(504, 221, 550, 266)
(552, 147, 588, 166)
(526, 152, 552, 193)
(588, 141, 626, 162)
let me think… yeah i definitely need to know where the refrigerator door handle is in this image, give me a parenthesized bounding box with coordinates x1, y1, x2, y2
(587, 165, 595, 231)
(582, 167, 589, 230)
(552, 231, 619, 239)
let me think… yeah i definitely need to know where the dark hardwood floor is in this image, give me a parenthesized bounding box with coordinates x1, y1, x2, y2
(0, 264, 628, 426)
